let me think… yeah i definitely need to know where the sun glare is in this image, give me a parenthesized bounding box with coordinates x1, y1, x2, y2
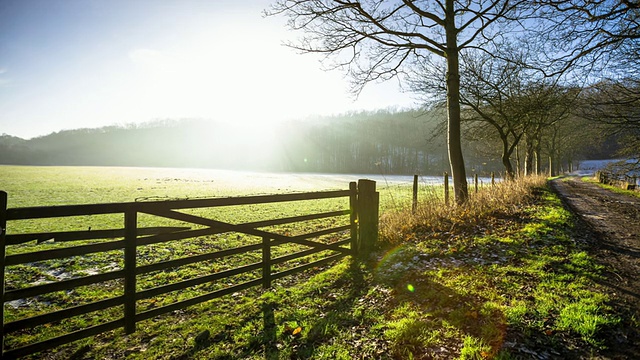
(125, 19, 351, 130)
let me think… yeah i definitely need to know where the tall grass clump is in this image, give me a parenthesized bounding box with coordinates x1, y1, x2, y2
(379, 175, 547, 245)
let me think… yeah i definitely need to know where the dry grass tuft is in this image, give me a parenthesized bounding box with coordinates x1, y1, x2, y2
(379, 175, 547, 245)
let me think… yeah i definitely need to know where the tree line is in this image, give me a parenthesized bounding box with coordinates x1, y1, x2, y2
(0, 107, 616, 176)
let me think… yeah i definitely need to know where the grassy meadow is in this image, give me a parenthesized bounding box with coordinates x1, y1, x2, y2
(0, 166, 621, 359)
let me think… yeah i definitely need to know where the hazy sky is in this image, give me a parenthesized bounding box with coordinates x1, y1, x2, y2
(0, 0, 416, 139)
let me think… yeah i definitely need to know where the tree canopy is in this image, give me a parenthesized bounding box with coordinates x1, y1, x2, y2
(268, 0, 536, 203)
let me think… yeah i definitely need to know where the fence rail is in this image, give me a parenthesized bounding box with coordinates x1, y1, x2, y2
(0, 179, 379, 359)
(595, 171, 638, 190)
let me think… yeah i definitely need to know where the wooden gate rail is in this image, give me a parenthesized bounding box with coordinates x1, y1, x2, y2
(0, 179, 379, 359)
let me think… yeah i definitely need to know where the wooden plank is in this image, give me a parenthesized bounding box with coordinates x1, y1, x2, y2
(4, 270, 124, 301)
(2, 318, 124, 359)
(291, 224, 351, 242)
(137, 210, 349, 247)
(141, 209, 282, 241)
(3, 296, 124, 333)
(282, 227, 352, 254)
(124, 210, 137, 334)
(243, 210, 349, 229)
(5, 190, 350, 221)
(135, 278, 263, 323)
(1, 190, 7, 356)
(6, 203, 133, 220)
(136, 227, 222, 247)
(270, 225, 352, 251)
(4, 240, 125, 266)
(136, 262, 262, 300)
(144, 209, 351, 254)
(139, 190, 351, 209)
(135, 243, 262, 275)
(262, 237, 271, 289)
(271, 238, 350, 265)
(5, 226, 190, 245)
(271, 253, 347, 280)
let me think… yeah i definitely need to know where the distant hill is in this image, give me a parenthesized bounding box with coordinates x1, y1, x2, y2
(0, 134, 31, 164)
(0, 109, 618, 175)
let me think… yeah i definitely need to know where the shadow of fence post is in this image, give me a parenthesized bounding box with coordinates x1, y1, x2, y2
(262, 302, 278, 360)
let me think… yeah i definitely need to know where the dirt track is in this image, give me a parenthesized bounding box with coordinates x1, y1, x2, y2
(550, 177, 640, 358)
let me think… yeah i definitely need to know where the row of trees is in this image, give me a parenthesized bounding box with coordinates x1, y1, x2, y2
(0, 107, 612, 176)
(268, 0, 640, 202)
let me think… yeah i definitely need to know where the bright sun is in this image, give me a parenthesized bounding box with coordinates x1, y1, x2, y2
(127, 22, 349, 128)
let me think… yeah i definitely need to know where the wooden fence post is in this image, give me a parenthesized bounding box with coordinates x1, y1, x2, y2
(1, 191, 7, 357)
(444, 172, 449, 206)
(262, 237, 272, 289)
(349, 182, 358, 256)
(491, 172, 495, 186)
(124, 209, 137, 334)
(412, 175, 418, 213)
(357, 179, 378, 258)
(474, 174, 479, 193)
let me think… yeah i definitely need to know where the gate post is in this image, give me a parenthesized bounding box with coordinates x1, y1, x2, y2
(357, 179, 378, 258)
(1, 191, 7, 357)
(475, 174, 479, 193)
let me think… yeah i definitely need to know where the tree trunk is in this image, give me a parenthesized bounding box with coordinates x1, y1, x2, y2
(524, 136, 534, 176)
(502, 155, 515, 180)
(534, 142, 542, 175)
(445, 0, 468, 204)
(501, 139, 516, 180)
(549, 130, 558, 176)
(515, 145, 521, 177)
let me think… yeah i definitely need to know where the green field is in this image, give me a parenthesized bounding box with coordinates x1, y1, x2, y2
(0, 166, 619, 359)
(0, 165, 427, 358)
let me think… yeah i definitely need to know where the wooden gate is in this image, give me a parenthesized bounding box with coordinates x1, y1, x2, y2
(0, 179, 378, 359)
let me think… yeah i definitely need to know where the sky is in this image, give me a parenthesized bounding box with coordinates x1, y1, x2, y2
(0, 0, 416, 139)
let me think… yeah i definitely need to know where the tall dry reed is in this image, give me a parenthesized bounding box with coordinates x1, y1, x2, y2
(379, 175, 547, 245)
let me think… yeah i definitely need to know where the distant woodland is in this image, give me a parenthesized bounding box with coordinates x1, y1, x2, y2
(0, 109, 619, 176)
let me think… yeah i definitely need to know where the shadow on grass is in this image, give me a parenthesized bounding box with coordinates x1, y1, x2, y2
(259, 260, 371, 359)
(262, 302, 278, 360)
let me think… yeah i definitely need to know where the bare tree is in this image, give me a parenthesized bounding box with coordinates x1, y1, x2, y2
(459, 50, 530, 178)
(267, 0, 532, 204)
(578, 79, 640, 164)
(411, 46, 538, 179)
(532, 1, 639, 76)
(535, 1, 640, 165)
